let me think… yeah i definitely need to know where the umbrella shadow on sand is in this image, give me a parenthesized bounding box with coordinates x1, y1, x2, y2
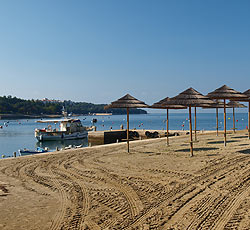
(175, 147, 219, 152)
(207, 140, 237, 144)
(238, 149, 250, 154)
(231, 135, 248, 139)
(134, 150, 156, 154)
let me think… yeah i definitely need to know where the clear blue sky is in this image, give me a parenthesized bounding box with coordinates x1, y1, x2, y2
(0, 0, 250, 105)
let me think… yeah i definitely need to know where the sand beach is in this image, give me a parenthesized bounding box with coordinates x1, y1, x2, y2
(0, 131, 249, 229)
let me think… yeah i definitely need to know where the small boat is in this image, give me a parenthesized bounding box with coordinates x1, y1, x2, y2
(18, 147, 48, 156)
(35, 118, 94, 141)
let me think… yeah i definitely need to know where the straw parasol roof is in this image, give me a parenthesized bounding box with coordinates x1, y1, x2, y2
(243, 89, 250, 97)
(227, 101, 247, 108)
(233, 89, 250, 102)
(106, 94, 148, 109)
(202, 100, 229, 108)
(150, 97, 186, 109)
(244, 89, 250, 96)
(207, 85, 248, 100)
(166, 88, 215, 106)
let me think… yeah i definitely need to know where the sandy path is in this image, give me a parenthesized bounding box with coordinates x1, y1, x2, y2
(0, 131, 249, 229)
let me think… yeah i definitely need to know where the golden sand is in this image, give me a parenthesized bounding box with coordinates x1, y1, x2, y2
(0, 131, 249, 229)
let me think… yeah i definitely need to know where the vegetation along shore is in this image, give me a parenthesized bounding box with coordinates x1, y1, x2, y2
(0, 96, 146, 119)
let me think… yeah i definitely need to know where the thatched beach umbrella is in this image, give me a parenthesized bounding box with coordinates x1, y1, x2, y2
(106, 94, 148, 152)
(164, 88, 215, 156)
(227, 101, 246, 133)
(231, 89, 250, 139)
(207, 85, 248, 146)
(202, 100, 229, 136)
(151, 97, 186, 146)
(192, 104, 216, 141)
(185, 103, 218, 142)
(243, 90, 250, 139)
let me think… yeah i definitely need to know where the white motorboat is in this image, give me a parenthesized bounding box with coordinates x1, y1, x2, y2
(35, 118, 93, 141)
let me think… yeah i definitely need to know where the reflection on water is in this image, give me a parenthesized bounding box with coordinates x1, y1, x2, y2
(35, 138, 88, 150)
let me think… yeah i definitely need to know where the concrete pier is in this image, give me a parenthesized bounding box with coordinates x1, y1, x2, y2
(88, 129, 187, 146)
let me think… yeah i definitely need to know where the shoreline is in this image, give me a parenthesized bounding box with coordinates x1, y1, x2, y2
(0, 129, 247, 159)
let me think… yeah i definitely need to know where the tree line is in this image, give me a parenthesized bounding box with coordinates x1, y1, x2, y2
(0, 96, 147, 115)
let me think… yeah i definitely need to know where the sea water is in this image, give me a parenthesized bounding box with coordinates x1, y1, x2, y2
(0, 113, 248, 158)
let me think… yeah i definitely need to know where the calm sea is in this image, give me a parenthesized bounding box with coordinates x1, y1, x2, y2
(0, 112, 248, 158)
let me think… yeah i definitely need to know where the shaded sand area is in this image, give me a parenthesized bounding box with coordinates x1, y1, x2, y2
(0, 131, 250, 229)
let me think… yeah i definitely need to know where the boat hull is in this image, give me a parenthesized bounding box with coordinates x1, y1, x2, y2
(18, 147, 48, 156)
(36, 131, 88, 141)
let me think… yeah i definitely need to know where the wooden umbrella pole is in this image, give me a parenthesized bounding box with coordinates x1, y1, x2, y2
(216, 108, 219, 136)
(189, 105, 193, 157)
(224, 99, 227, 147)
(233, 107, 235, 133)
(194, 107, 197, 141)
(166, 109, 169, 146)
(127, 108, 130, 153)
(248, 102, 250, 140)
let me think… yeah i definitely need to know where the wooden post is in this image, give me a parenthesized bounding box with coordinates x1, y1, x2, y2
(233, 107, 236, 133)
(224, 99, 227, 147)
(248, 102, 250, 140)
(216, 108, 219, 136)
(194, 107, 197, 141)
(127, 108, 130, 153)
(189, 106, 193, 157)
(166, 109, 169, 146)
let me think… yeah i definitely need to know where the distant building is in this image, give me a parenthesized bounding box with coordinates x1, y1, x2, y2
(40, 98, 63, 103)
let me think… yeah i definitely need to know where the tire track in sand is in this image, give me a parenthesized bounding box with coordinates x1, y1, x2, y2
(48, 165, 69, 230)
(123, 155, 250, 229)
(59, 162, 91, 230)
(212, 178, 250, 229)
(85, 163, 143, 218)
